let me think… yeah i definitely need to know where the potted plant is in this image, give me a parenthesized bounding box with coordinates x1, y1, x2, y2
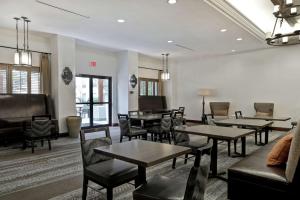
(66, 116, 82, 138)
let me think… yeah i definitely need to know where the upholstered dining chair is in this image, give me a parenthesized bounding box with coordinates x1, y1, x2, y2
(147, 113, 172, 143)
(133, 141, 213, 200)
(80, 127, 139, 200)
(23, 115, 52, 153)
(254, 102, 274, 117)
(128, 110, 142, 128)
(209, 102, 230, 120)
(118, 114, 147, 142)
(172, 114, 208, 169)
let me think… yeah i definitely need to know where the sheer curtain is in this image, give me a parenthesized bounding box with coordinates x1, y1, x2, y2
(40, 53, 51, 95)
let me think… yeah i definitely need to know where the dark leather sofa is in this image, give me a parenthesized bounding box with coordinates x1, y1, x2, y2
(228, 134, 299, 199)
(0, 94, 59, 145)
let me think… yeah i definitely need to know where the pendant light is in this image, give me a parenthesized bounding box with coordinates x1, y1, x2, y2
(14, 16, 32, 66)
(161, 53, 170, 81)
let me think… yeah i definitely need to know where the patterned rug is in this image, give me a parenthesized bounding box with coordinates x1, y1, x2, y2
(0, 127, 283, 200)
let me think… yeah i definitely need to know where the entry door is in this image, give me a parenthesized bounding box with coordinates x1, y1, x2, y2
(76, 75, 112, 128)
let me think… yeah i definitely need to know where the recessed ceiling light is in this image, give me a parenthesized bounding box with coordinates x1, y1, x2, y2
(236, 37, 243, 41)
(117, 19, 125, 23)
(220, 29, 227, 32)
(168, 0, 177, 5)
(231, 50, 236, 52)
(168, 40, 174, 43)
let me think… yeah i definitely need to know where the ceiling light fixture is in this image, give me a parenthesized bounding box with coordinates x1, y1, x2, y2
(14, 16, 32, 66)
(267, 0, 300, 46)
(220, 29, 227, 32)
(117, 19, 125, 23)
(231, 49, 236, 52)
(167, 40, 173, 43)
(168, 0, 177, 5)
(161, 53, 170, 81)
(236, 37, 243, 41)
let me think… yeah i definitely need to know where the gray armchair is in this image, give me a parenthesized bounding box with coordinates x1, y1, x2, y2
(254, 102, 274, 117)
(23, 115, 52, 153)
(80, 127, 139, 200)
(118, 114, 147, 142)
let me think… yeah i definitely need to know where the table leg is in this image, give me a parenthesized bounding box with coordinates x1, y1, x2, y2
(265, 127, 269, 144)
(137, 166, 147, 186)
(241, 136, 246, 157)
(209, 138, 227, 181)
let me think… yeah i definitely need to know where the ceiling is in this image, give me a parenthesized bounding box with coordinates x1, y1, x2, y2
(0, 0, 268, 58)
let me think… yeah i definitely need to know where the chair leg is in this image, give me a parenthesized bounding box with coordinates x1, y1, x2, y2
(120, 136, 123, 143)
(82, 176, 88, 200)
(48, 139, 52, 151)
(259, 131, 262, 143)
(107, 188, 113, 200)
(172, 158, 177, 169)
(168, 133, 171, 144)
(227, 141, 231, 156)
(134, 177, 139, 188)
(129, 136, 132, 141)
(41, 140, 44, 147)
(184, 154, 188, 164)
(255, 131, 257, 145)
(31, 140, 35, 153)
(159, 134, 163, 143)
(23, 140, 27, 150)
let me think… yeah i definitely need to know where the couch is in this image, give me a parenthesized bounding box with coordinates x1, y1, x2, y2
(228, 126, 300, 199)
(0, 94, 59, 145)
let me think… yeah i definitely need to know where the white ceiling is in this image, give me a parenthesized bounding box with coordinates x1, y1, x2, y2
(0, 0, 268, 58)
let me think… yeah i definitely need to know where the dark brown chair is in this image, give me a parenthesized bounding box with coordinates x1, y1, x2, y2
(133, 141, 213, 200)
(118, 114, 147, 142)
(128, 111, 142, 128)
(172, 113, 208, 169)
(80, 127, 139, 200)
(147, 113, 172, 143)
(254, 102, 274, 117)
(23, 115, 52, 153)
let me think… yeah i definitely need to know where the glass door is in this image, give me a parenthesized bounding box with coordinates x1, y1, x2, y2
(76, 75, 112, 127)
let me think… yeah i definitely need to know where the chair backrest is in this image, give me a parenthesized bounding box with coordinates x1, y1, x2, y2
(235, 111, 243, 119)
(183, 141, 213, 200)
(161, 113, 172, 132)
(80, 127, 112, 168)
(209, 102, 230, 116)
(118, 114, 130, 137)
(179, 107, 185, 114)
(254, 103, 274, 117)
(172, 116, 189, 144)
(29, 115, 52, 137)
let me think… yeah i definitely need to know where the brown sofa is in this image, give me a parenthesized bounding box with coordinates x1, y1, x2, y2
(0, 94, 59, 145)
(228, 129, 300, 199)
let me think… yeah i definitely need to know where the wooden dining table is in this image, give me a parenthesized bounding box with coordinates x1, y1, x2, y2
(174, 125, 255, 181)
(243, 115, 291, 121)
(213, 119, 273, 145)
(94, 140, 191, 185)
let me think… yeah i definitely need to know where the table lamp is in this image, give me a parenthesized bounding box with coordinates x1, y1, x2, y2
(198, 88, 213, 123)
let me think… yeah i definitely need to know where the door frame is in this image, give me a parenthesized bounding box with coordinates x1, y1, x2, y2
(76, 74, 112, 128)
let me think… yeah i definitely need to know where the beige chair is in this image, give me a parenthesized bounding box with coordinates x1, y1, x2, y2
(209, 102, 230, 120)
(254, 102, 274, 117)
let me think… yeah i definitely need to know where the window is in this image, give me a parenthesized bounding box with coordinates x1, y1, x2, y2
(0, 64, 41, 94)
(139, 78, 160, 96)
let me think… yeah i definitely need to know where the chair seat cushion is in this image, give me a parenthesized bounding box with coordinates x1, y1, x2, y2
(177, 136, 208, 152)
(131, 128, 147, 136)
(147, 126, 162, 134)
(133, 175, 186, 200)
(85, 159, 138, 186)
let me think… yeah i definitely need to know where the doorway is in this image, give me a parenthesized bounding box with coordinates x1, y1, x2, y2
(76, 74, 112, 128)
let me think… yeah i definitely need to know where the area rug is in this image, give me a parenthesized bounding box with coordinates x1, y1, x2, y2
(0, 127, 283, 200)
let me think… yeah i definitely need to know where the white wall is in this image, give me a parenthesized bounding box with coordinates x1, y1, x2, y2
(51, 35, 76, 133)
(174, 45, 300, 121)
(76, 44, 118, 124)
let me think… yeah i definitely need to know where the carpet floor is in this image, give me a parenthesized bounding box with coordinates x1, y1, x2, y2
(0, 127, 283, 200)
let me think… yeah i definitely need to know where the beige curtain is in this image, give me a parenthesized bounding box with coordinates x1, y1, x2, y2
(158, 70, 163, 96)
(40, 53, 51, 95)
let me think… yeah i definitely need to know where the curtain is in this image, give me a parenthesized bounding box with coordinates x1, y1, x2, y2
(158, 70, 164, 96)
(40, 53, 51, 95)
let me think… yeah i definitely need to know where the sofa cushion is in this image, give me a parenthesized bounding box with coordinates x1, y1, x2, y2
(267, 133, 293, 166)
(229, 137, 288, 184)
(286, 121, 300, 182)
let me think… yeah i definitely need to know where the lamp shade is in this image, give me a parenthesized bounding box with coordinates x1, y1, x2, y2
(198, 88, 213, 96)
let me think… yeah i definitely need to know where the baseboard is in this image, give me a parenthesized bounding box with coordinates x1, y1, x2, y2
(186, 119, 202, 124)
